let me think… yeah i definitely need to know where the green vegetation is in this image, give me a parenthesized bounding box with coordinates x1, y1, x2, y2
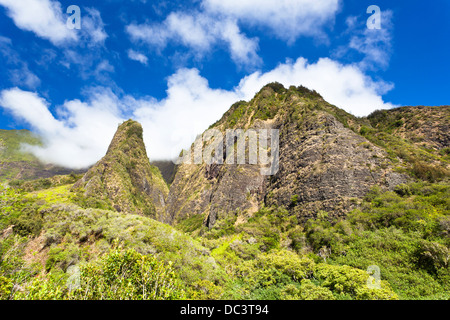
(14, 247, 185, 300)
(1, 179, 448, 300)
(3, 176, 446, 300)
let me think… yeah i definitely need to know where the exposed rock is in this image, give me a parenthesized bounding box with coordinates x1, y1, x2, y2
(166, 83, 409, 228)
(266, 111, 407, 222)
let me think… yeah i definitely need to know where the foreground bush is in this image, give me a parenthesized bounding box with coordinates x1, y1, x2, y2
(16, 248, 186, 300)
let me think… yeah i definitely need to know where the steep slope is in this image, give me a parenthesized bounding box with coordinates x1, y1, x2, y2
(0, 129, 83, 181)
(368, 106, 450, 152)
(72, 120, 168, 219)
(166, 83, 409, 228)
(151, 160, 176, 184)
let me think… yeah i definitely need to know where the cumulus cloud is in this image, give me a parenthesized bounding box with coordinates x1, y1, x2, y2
(0, 0, 107, 46)
(0, 87, 123, 168)
(133, 68, 242, 161)
(127, 49, 148, 65)
(0, 0, 75, 44)
(202, 0, 340, 42)
(126, 12, 261, 67)
(0, 57, 395, 168)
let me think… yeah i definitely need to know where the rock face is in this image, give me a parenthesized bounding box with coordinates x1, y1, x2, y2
(266, 110, 406, 222)
(166, 83, 409, 228)
(73, 120, 168, 219)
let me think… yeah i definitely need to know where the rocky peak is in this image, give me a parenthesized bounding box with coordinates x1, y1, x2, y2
(73, 120, 168, 219)
(166, 83, 409, 229)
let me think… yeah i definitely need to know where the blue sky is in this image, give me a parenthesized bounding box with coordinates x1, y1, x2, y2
(0, 0, 449, 168)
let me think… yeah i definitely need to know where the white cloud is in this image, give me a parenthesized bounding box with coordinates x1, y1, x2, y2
(82, 8, 108, 45)
(0, 87, 123, 168)
(0, 0, 107, 46)
(133, 68, 242, 161)
(127, 49, 148, 65)
(126, 12, 260, 67)
(0, 0, 76, 44)
(126, 0, 341, 67)
(237, 57, 396, 116)
(0, 57, 395, 167)
(202, 0, 340, 42)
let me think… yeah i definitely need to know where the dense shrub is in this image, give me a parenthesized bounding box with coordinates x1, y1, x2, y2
(72, 248, 184, 300)
(281, 280, 335, 300)
(17, 248, 185, 300)
(314, 264, 398, 300)
(0, 276, 13, 299)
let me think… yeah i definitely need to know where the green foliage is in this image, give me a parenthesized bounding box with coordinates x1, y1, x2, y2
(177, 214, 206, 234)
(281, 280, 335, 300)
(290, 194, 298, 206)
(72, 248, 184, 300)
(45, 244, 80, 272)
(10, 174, 83, 192)
(125, 121, 143, 140)
(2, 188, 44, 237)
(227, 101, 248, 127)
(301, 182, 450, 299)
(314, 264, 398, 300)
(0, 129, 41, 163)
(411, 160, 448, 182)
(16, 248, 185, 300)
(229, 250, 315, 299)
(295, 85, 322, 99)
(0, 276, 13, 300)
(0, 142, 448, 302)
(359, 125, 371, 136)
(188, 279, 224, 300)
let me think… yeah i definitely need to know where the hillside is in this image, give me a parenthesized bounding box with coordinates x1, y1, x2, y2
(0, 84, 448, 301)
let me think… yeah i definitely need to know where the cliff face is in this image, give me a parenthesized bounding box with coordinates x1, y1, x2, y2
(265, 109, 406, 222)
(166, 83, 411, 228)
(72, 120, 168, 219)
